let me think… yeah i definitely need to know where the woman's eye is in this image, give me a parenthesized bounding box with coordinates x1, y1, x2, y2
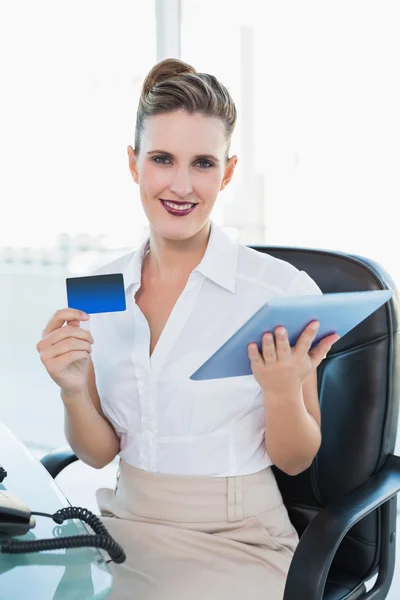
(152, 156, 171, 165)
(196, 160, 213, 169)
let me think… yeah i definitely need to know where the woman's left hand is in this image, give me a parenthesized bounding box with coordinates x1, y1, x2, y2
(248, 321, 340, 397)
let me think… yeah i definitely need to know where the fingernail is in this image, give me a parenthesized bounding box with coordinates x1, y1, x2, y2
(81, 313, 90, 320)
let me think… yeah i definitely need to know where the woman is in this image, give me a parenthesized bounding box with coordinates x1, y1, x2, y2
(37, 58, 339, 599)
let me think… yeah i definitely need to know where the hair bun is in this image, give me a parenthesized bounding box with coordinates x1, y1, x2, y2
(142, 58, 196, 96)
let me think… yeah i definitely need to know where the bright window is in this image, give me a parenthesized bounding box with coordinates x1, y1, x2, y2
(182, 0, 400, 286)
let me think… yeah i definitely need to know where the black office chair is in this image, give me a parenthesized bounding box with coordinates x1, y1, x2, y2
(41, 247, 400, 600)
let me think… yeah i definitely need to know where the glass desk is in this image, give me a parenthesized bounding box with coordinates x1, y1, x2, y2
(0, 421, 113, 599)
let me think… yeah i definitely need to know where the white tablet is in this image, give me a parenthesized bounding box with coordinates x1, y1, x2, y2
(190, 290, 392, 380)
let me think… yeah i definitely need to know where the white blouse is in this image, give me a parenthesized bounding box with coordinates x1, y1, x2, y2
(82, 220, 321, 477)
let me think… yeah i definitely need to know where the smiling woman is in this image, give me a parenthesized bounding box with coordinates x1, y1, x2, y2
(127, 83, 238, 243)
(128, 110, 236, 235)
(37, 57, 338, 600)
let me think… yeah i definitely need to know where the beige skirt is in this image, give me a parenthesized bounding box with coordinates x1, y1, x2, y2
(96, 459, 299, 600)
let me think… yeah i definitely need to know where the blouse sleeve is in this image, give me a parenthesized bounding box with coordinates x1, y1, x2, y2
(285, 269, 322, 297)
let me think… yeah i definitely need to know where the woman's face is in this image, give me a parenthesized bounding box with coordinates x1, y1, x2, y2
(128, 109, 238, 242)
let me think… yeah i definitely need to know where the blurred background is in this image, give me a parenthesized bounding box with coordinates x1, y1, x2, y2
(1, 0, 400, 527)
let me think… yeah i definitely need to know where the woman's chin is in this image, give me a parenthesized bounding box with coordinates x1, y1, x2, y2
(149, 215, 208, 242)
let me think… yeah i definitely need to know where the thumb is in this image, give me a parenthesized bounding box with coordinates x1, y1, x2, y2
(309, 334, 340, 366)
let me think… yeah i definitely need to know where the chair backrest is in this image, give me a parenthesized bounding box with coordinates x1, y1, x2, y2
(250, 245, 400, 583)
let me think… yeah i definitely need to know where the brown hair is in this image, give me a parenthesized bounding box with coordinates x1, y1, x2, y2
(134, 58, 237, 159)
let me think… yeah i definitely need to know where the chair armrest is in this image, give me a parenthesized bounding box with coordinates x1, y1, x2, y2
(40, 445, 79, 478)
(283, 454, 400, 600)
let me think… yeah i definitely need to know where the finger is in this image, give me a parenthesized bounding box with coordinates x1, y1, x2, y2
(40, 339, 92, 362)
(309, 334, 340, 366)
(68, 319, 81, 328)
(36, 325, 93, 353)
(273, 327, 291, 362)
(41, 308, 90, 338)
(51, 351, 91, 373)
(261, 332, 276, 362)
(248, 342, 264, 368)
(294, 321, 320, 356)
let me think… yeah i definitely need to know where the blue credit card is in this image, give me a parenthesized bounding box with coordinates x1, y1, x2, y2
(66, 273, 126, 314)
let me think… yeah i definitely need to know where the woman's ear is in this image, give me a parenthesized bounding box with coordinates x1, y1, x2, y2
(220, 155, 238, 191)
(127, 145, 139, 184)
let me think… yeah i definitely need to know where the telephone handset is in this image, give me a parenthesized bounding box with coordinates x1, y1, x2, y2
(0, 490, 35, 536)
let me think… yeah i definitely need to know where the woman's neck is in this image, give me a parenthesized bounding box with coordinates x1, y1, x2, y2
(144, 221, 211, 283)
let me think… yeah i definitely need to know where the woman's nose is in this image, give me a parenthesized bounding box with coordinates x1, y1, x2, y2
(169, 167, 193, 198)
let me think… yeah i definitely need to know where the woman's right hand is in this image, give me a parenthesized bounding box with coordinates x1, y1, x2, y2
(36, 308, 94, 394)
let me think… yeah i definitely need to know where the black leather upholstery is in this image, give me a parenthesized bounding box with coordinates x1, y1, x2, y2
(250, 246, 400, 597)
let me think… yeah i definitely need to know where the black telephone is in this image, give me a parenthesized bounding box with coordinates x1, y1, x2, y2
(0, 464, 126, 563)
